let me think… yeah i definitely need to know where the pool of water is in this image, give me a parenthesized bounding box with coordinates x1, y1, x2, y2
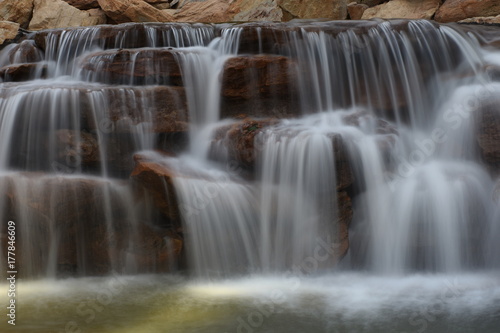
(1, 272, 499, 333)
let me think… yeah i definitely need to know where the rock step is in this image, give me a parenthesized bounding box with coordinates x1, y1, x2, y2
(130, 150, 353, 265)
(78, 48, 184, 86)
(0, 83, 189, 133)
(0, 63, 48, 81)
(32, 23, 219, 52)
(0, 172, 183, 277)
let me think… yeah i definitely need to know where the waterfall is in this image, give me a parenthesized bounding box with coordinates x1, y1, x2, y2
(0, 20, 499, 281)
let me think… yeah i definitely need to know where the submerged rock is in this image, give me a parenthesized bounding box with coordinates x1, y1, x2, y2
(0, 173, 182, 276)
(476, 100, 500, 171)
(131, 153, 182, 226)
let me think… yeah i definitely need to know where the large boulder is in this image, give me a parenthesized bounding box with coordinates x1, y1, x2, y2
(131, 153, 182, 226)
(362, 0, 441, 20)
(335, 190, 353, 261)
(355, 0, 385, 6)
(0, 21, 20, 46)
(6, 40, 44, 64)
(435, 0, 500, 23)
(230, 0, 283, 22)
(173, 0, 232, 22)
(211, 118, 280, 172)
(32, 23, 161, 51)
(29, 0, 107, 30)
(0, 0, 34, 29)
(97, 0, 174, 23)
(278, 0, 348, 20)
(494, 178, 500, 203)
(212, 118, 355, 191)
(78, 48, 183, 86)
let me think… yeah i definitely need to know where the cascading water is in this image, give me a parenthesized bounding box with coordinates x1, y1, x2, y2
(0, 19, 499, 332)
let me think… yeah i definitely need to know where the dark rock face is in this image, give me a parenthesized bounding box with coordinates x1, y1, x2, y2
(4, 21, 499, 278)
(336, 190, 353, 261)
(64, 0, 101, 10)
(7, 40, 44, 63)
(0, 173, 182, 277)
(78, 48, 184, 86)
(221, 55, 301, 118)
(131, 153, 182, 227)
(435, 0, 500, 23)
(212, 118, 280, 171)
(476, 101, 500, 171)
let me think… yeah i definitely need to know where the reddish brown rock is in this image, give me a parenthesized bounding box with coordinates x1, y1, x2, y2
(54, 129, 100, 165)
(131, 153, 182, 225)
(212, 118, 354, 190)
(87, 220, 183, 274)
(435, 0, 500, 23)
(221, 55, 301, 118)
(78, 48, 183, 86)
(0, 173, 183, 277)
(0, 63, 47, 82)
(476, 101, 500, 170)
(93, 86, 189, 133)
(0, 174, 125, 276)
